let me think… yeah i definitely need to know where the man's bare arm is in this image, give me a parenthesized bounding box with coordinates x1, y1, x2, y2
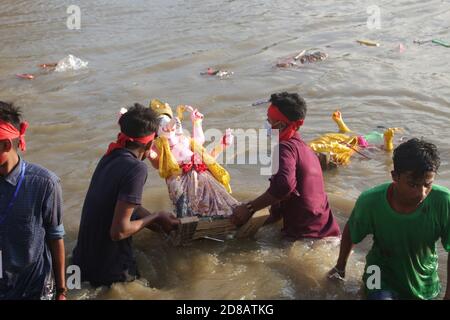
(445, 252, 450, 300)
(48, 238, 66, 300)
(329, 223, 354, 279)
(110, 200, 160, 241)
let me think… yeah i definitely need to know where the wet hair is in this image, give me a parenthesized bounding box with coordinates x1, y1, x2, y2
(393, 138, 440, 178)
(118, 103, 159, 149)
(0, 101, 22, 149)
(269, 92, 307, 121)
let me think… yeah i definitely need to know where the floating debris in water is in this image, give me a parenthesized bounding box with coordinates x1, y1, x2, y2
(413, 39, 432, 45)
(216, 70, 233, 78)
(251, 99, 269, 106)
(432, 39, 450, 48)
(39, 63, 58, 69)
(55, 54, 88, 72)
(200, 67, 233, 78)
(356, 39, 380, 47)
(15, 55, 88, 80)
(276, 50, 328, 68)
(16, 73, 34, 80)
(413, 39, 450, 47)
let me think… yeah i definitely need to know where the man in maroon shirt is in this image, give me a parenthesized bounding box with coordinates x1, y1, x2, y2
(231, 92, 340, 240)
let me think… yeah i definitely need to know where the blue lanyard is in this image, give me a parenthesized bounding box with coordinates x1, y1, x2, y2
(0, 162, 26, 225)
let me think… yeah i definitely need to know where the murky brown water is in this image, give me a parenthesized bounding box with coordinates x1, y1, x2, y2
(1, 0, 449, 299)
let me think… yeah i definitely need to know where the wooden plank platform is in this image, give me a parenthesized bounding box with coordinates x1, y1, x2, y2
(168, 208, 270, 245)
(235, 208, 270, 239)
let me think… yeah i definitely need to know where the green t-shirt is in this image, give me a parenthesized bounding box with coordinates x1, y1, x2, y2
(348, 183, 450, 299)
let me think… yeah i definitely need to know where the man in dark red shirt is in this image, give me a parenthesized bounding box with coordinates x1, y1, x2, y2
(231, 92, 340, 240)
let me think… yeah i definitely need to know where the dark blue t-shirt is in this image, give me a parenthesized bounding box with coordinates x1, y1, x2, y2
(0, 157, 65, 300)
(72, 148, 148, 286)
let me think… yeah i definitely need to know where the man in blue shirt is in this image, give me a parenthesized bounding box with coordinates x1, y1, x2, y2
(0, 101, 66, 300)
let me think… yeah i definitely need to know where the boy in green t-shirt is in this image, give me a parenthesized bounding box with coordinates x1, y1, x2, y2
(329, 138, 450, 300)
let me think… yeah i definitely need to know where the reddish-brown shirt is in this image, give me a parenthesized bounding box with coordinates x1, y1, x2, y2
(267, 133, 340, 240)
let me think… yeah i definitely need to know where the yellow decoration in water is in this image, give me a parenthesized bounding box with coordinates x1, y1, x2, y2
(332, 110, 351, 133)
(356, 39, 380, 47)
(310, 110, 357, 165)
(309, 133, 358, 165)
(309, 109, 403, 166)
(383, 128, 402, 151)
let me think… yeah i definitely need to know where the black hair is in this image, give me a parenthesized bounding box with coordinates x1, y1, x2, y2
(393, 138, 440, 178)
(118, 103, 159, 149)
(0, 101, 22, 130)
(269, 92, 307, 121)
(0, 101, 23, 149)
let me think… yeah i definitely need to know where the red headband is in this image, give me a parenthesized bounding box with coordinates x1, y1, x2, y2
(0, 119, 29, 151)
(267, 104, 304, 141)
(105, 132, 155, 156)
